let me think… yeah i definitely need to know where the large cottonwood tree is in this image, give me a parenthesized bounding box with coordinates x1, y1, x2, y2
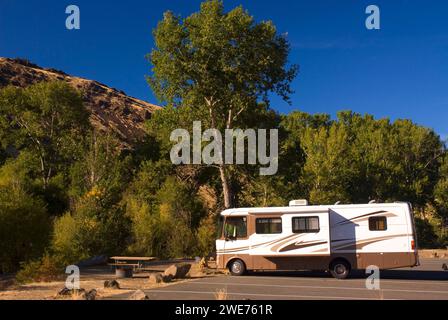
(147, 0, 297, 208)
(0, 81, 89, 190)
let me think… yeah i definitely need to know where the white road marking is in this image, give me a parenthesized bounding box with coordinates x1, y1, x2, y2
(147, 289, 390, 300)
(187, 281, 448, 295)
(224, 275, 448, 286)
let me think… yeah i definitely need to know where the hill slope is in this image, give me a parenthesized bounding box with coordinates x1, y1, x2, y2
(0, 57, 161, 148)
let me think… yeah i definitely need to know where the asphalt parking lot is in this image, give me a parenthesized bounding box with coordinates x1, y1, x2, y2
(145, 259, 448, 300)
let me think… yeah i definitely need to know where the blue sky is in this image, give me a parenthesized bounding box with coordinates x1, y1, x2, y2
(0, 0, 447, 138)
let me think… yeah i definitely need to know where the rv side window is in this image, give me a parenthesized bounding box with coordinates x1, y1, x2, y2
(224, 217, 247, 239)
(292, 217, 320, 233)
(255, 218, 282, 234)
(369, 216, 387, 231)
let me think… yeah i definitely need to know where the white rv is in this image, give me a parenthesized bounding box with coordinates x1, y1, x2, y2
(216, 200, 419, 279)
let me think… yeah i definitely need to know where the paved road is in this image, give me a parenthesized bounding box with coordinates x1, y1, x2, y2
(145, 259, 448, 300)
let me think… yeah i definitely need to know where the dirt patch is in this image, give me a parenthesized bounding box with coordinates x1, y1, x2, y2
(0, 263, 222, 300)
(0, 275, 191, 300)
(419, 249, 448, 259)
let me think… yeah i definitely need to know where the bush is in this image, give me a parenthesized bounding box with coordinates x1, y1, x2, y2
(52, 196, 131, 265)
(415, 217, 439, 248)
(196, 215, 217, 257)
(0, 185, 50, 273)
(126, 177, 205, 259)
(15, 254, 63, 284)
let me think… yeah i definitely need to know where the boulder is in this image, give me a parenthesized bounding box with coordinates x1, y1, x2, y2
(104, 280, 120, 289)
(163, 263, 191, 279)
(57, 287, 85, 296)
(162, 274, 172, 283)
(57, 288, 87, 299)
(128, 289, 149, 300)
(57, 287, 72, 296)
(148, 273, 163, 284)
(85, 289, 97, 300)
(187, 263, 206, 278)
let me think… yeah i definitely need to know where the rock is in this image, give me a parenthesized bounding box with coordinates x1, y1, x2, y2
(57, 288, 87, 299)
(442, 263, 447, 271)
(163, 265, 177, 278)
(57, 287, 72, 296)
(104, 280, 120, 289)
(128, 289, 149, 300)
(148, 273, 163, 284)
(177, 263, 192, 278)
(187, 263, 206, 278)
(162, 275, 172, 283)
(163, 263, 192, 279)
(85, 289, 97, 300)
(58, 287, 85, 296)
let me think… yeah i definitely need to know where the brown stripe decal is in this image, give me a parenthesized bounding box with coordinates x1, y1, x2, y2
(336, 210, 388, 225)
(279, 240, 328, 253)
(217, 234, 301, 253)
(332, 233, 409, 251)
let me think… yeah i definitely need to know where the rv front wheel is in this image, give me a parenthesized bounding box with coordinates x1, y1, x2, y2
(229, 259, 246, 276)
(329, 259, 351, 279)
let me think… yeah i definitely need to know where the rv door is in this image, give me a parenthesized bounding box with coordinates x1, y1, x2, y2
(284, 211, 331, 256)
(250, 210, 331, 256)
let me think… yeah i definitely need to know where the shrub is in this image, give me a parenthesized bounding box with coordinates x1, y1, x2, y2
(0, 184, 50, 273)
(15, 253, 63, 284)
(415, 217, 439, 248)
(196, 215, 217, 257)
(52, 196, 130, 265)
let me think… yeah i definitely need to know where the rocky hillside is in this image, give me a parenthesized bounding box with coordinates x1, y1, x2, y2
(0, 57, 161, 149)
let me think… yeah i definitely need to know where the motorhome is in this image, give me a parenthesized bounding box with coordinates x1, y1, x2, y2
(216, 200, 419, 279)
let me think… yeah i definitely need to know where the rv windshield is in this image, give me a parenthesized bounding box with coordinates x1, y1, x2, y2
(224, 217, 247, 239)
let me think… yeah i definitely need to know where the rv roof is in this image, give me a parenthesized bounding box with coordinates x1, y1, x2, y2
(220, 203, 409, 216)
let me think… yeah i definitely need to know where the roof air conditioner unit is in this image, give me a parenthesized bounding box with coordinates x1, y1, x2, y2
(289, 199, 308, 207)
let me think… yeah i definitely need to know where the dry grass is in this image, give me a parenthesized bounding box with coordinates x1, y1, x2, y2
(70, 290, 86, 300)
(0, 271, 188, 300)
(214, 288, 228, 300)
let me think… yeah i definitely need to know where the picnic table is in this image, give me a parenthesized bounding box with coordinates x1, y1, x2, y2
(108, 256, 157, 278)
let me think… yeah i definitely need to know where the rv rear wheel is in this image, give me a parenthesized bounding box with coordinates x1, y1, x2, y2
(229, 259, 246, 276)
(329, 260, 351, 279)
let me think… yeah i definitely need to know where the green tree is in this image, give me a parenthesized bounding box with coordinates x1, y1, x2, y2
(69, 132, 132, 206)
(299, 122, 354, 204)
(53, 133, 133, 264)
(52, 196, 130, 264)
(0, 81, 90, 190)
(0, 159, 50, 272)
(435, 153, 448, 212)
(147, 0, 297, 208)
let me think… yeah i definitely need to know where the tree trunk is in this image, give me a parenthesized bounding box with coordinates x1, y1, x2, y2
(206, 97, 233, 209)
(219, 164, 232, 209)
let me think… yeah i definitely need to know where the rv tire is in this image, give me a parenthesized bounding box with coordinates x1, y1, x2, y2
(229, 259, 246, 276)
(329, 259, 351, 279)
